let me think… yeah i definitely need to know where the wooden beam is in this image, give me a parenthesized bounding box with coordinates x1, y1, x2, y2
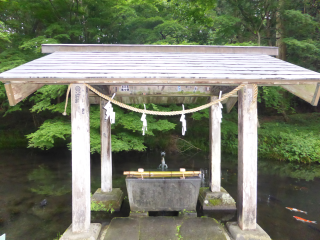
(42, 44, 278, 56)
(237, 84, 258, 230)
(109, 85, 211, 96)
(281, 83, 320, 106)
(100, 98, 112, 192)
(4, 78, 319, 85)
(4, 83, 44, 106)
(71, 84, 91, 233)
(209, 96, 221, 192)
(226, 97, 238, 113)
(90, 85, 110, 95)
(91, 96, 209, 105)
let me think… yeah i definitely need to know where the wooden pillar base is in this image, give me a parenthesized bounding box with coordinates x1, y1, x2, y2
(60, 223, 101, 240)
(226, 222, 271, 240)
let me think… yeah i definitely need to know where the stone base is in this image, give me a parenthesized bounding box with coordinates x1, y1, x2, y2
(60, 223, 101, 240)
(199, 187, 236, 210)
(91, 188, 124, 211)
(226, 222, 271, 240)
(178, 210, 197, 218)
(129, 211, 149, 217)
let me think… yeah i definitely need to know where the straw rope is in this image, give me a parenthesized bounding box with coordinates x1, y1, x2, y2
(63, 83, 258, 116)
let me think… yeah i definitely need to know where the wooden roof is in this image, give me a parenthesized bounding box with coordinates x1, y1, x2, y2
(0, 44, 319, 85)
(1, 44, 320, 107)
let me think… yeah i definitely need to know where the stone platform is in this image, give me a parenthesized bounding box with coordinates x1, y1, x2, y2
(199, 187, 236, 211)
(100, 216, 231, 240)
(91, 188, 124, 211)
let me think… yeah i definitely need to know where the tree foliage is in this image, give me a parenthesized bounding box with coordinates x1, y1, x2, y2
(0, 0, 319, 156)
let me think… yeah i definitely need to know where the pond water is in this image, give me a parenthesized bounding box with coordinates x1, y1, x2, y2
(0, 148, 319, 240)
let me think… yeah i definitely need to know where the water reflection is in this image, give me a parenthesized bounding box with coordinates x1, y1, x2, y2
(28, 165, 71, 196)
(0, 149, 319, 240)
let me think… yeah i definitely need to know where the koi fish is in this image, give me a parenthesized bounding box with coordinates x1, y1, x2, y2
(293, 216, 317, 224)
(286, 207, 307, 214)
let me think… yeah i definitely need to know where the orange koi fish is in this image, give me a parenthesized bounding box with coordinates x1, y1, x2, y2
(293, 216, 317, 224)
(286, 207, 307, 214)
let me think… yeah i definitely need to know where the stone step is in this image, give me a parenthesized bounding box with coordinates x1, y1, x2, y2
(102, 216, 230, 240)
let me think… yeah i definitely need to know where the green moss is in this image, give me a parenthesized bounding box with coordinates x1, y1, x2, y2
(176, 224, 183, 239)
(90, 194, 114, 212)
(199, 187, 209, 194)
(213, 218, 219, 224)
(209, 199, 222, 206)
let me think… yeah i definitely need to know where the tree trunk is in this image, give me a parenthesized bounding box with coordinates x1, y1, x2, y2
(276, 0, 286, 60)
(281, 110, 289, 122)
(266, 12, 272, 46)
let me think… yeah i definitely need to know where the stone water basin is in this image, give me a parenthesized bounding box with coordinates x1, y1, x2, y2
(125, 176, 201, 212)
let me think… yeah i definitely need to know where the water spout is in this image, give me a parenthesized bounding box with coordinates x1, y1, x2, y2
(158, 152, 168, 170)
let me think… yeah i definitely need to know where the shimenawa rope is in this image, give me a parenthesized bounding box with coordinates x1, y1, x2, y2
(63, 84, 258, 116)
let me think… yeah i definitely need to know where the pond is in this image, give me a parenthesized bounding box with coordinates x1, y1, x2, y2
(0, 148, 319, 240)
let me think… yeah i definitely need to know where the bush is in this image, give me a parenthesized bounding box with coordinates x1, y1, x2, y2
(258, 114, 320, 163)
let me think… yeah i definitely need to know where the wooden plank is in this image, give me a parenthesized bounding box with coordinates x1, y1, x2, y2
(100, 98, 112, 192)
(15, 66, 306, 71)
(3, 77, 320, 85)
(209, 96, 221, 192)
(22, 58, 284, 63)
(281, 83, 320, 106)
(34, 59, 283, 63)
(8, 69, 319, 75)
(4, 83, 15, 106)
(12, 57, 288, 63)
(226, 97, 238, 113)
(43, 51, 278, 57)
(237, 84, 258, 230)
(42, 44, 279, 55)
(313, 83, 320, 106)
(71, 84, 91, 233)
(46, 51, 274, 56)
(3, 73, 320, 80)
(4, 83, 44, 106)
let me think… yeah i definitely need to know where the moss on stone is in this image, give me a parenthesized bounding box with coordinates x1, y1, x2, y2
(212, 218, 219, 224)
(209, 199, 222, 206)
(199, 187, 209, 195)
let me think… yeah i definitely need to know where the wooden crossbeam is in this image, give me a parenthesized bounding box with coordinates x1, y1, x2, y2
(226, 97, 238, 113)
(281, 83, 320, 106)
(4, 83, 44, 106)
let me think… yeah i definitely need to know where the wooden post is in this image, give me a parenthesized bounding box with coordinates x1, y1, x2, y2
(237, 84, 258, 230)
(209, 96, 221, 192)
(100, 98, 112, 192)
(71, 84, 91, 232)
